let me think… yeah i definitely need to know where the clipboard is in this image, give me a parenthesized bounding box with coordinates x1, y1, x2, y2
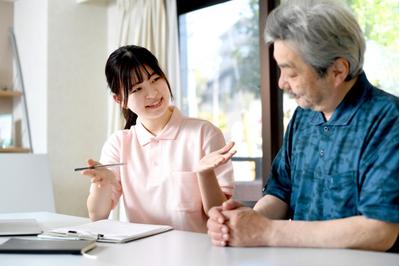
(38, 219, 173, 243)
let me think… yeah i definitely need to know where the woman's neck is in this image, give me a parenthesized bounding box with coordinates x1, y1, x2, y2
(141, 106, 173, 136)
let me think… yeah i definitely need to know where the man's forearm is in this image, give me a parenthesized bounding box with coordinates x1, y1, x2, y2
(265, 215, 398, 251)
(253, 194, 289, 220)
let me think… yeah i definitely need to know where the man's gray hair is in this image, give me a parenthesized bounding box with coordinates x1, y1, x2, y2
(265, 0, 365, 80)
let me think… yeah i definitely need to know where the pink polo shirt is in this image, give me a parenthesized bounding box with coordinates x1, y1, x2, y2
(97, 106, 234, 233)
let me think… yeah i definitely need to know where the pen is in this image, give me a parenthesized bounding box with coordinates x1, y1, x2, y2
(67, 230, 104, 240)
(74, 163, 126, 172)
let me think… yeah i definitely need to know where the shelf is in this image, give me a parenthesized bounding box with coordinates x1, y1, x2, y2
(0, 90, 23, 97)
(0, 147, 31, 153)
(76, 0, 111, 4)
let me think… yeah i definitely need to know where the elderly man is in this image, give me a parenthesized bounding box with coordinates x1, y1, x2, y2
(207, 0, 398, 252)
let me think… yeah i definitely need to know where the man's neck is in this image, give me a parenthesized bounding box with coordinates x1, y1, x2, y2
(323, 77, 358, 121)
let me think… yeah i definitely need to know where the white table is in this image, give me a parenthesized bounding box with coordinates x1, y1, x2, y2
(0, 212, 398, 266)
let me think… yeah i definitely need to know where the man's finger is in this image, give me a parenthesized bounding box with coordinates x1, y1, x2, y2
(207, 230, 228, 242)
(211, 239, 227, 247)
(208, 206, 226, 223)
(222, 199, 244, 211)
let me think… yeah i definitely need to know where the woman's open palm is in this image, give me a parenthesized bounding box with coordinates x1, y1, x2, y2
(196, 142, 236, 173)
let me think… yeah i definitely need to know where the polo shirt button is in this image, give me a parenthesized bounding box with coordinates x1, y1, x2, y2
(328, 178, 334, 188)
(320, 149, 324, 157)
(323, 126, 329, 132)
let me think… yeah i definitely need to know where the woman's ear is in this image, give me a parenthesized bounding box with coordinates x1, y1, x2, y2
(113, 94, 122, 104)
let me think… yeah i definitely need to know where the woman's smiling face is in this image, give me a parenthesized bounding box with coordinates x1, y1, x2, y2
(124, 65, 171, 123)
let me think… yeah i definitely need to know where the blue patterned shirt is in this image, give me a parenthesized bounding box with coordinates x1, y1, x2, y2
(264, 72, 399, 223)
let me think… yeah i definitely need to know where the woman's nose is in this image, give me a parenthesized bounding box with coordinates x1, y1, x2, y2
(145, 85, 158, 98)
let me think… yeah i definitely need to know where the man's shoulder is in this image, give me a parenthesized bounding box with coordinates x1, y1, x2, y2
(368, 86, 398, 109)
(362, 86, 398, 119)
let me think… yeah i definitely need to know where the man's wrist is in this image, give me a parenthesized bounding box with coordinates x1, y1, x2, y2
(261, 218, 278, 246)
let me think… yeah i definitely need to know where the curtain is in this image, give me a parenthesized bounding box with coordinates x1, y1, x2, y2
(108, 0, 180, 221)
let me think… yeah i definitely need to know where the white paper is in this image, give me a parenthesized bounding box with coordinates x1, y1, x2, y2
(40, 220, 173, 243)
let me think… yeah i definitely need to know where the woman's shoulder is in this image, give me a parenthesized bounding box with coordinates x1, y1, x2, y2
(105, 129, 136, 144)
(182, 115, 221, 133)
(171, 106, 219, 131)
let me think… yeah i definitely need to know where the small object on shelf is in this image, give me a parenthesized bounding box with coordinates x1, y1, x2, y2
(0, 114, 12, 148)
(0, 90, 22, 97)
(0, 147, 31, 153)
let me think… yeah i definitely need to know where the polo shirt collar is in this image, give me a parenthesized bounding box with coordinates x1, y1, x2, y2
(310, 72, 371, 126)
(134, 106, 183, 146)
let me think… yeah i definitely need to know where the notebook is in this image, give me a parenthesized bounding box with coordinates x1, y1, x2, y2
(0, 238, 96, 254)
(38, 219, 173, 243)
(0, 219, 43, 236)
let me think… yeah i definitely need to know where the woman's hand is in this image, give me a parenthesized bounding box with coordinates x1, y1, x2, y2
(81, 159, 120, 189)
(195, 142, 236, 174)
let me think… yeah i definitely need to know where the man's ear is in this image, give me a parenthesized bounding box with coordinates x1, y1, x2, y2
(331, 58, 350, 87)
(113, 94, 122, 104)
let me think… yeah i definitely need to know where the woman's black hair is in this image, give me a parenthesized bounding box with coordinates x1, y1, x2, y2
(105, 45, 173, 129)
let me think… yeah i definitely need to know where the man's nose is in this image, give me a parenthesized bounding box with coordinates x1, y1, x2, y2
(278, 74, 288, 91)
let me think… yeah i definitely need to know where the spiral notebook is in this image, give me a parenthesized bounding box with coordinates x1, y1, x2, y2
(38, 219, 173, 243)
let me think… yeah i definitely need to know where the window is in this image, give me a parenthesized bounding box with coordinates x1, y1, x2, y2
(177, 0, 279, 201)
(283, 0, 400, 131)
(347, 0, 399, 97)
(179, 0, 261, 182)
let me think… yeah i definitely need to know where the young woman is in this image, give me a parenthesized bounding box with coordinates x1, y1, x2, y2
(83, 45, 235, 233)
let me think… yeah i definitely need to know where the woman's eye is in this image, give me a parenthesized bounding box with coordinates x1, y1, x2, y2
(152, 76, 160, 83)
(130, 87, 141, 93)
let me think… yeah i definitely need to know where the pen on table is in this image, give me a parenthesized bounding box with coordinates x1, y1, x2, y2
(67, 230, 104, 240)
(74, 163, 126, 172)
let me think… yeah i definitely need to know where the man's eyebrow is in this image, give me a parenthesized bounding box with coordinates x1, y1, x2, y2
(278, 63, 293, 69)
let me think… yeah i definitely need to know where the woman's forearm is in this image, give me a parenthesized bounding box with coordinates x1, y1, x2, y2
(197, 169, 227, 215)
(87, 185, 114, 221)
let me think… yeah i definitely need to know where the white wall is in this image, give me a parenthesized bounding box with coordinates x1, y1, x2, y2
(47, 0, 108, 217)
(14, 0, 109, 217)
(14, 0, 47, 153)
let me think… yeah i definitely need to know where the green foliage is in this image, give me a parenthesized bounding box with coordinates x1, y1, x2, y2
(345, 0, 399, 46)
(229, 0, 260, 97)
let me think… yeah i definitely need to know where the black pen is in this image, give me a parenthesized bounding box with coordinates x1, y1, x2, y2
(74, 163, 126, 172)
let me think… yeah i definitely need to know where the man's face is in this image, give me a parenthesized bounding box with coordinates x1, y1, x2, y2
(273, 40, 334, 112)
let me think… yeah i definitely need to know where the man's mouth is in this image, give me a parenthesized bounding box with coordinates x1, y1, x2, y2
(286, 90, 299, 99)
